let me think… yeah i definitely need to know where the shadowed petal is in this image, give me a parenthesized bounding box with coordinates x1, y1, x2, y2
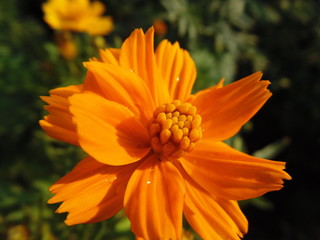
(69, 92, 150, 166)
(181, 139, 291, 200)
(83, 61, 155, 124)
(124, 155, 185, 240)
(119, 28, 170, 105)
(155, 40, 196, 101)
(191, 72, 271, 141)
(40, 84, 83, 145)
(49, 156, 139, 225)
(179, 165, 247, 240)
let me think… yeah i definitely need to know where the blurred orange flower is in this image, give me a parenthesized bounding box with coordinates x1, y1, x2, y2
(153, 19, 167, 35)
(42, 0, 113, 35)
(56, 32, 77, 59)
(40, 28, 291, 240)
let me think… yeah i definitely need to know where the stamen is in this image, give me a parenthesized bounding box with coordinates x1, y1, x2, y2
(149, 100, 203, 159)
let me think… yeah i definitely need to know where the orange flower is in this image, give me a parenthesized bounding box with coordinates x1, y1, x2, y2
(153, 19, 167, 35)
(40, 28, 291, 240)
(42, 0, 113, 35)
(56, 32, 77, 60)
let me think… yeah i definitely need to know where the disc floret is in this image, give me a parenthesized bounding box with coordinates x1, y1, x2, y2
(149, 100, 203, 159)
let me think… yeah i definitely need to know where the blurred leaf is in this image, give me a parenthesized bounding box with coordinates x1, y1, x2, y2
(253, 137, 291, 159)
(114, 216, 131, 232)
(241, 196, 274, 210)
(251, 197, 274, 210)
(6, 211, 25, 222)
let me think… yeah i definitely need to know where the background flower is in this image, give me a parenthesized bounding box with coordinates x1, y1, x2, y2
(42, 0, 113, 35)
(153, 19, 168, 36)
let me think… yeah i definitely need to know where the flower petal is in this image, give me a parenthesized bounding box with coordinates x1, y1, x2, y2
(69, 92, 150, 166)
(83, 16, 113, 36)
(181, 140, 291, 200)
(180, 166, 247, 240)
(192, 72, 271, 141)
(155, 40, 196, 101)
(88, 1, 105, 16)
(124, 155, 185, 240)
(83, 61, 155, 124)
(39, 84, 83, 145)
(99, 48, 120, 65)
(49, 156, 139, 225)
(119, 28, 170, 105)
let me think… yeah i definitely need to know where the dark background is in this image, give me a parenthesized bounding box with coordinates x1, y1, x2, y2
(1, 0, 319, 239)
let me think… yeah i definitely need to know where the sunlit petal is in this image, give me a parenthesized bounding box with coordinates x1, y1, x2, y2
(155, 40, 196, 101)
(49, 156, 139, 225)
(83, 61, 155, 124)
(69, 92, 150, 166)
(181, 139, 291, 200)
(40, 84, 82, 145)
(124, 155, 185, 239)
(119, 28, 171, 105)
(178, 164, 247, 240)
(192, 72, 271, 141)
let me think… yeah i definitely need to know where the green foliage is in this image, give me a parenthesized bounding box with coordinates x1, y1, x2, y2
(161, 0, 268, 91)
(1, 0, 320, 239)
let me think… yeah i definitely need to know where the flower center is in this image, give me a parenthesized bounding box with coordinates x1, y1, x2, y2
(149, 100, 203, 159)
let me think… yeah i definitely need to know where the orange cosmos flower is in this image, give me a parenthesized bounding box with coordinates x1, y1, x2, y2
(42, 0, 113, 35)
(40, 28, 291, 240)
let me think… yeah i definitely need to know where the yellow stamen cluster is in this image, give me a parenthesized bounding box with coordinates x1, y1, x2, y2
(149, 100, 203, 159)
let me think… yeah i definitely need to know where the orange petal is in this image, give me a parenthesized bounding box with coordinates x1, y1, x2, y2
(119, 28, 170, 106)
(83, 62, 155, 124)
(49, 156, 139, 225)
(49, 84, 83, 98)
(192, 72, 271, 141)
(180, 166, 247, 239)
(69, 92, 150, 166)
(89, 1, 105, 16)
(39, 119, 78, 145)
(124, 155, 185, 240)
(155, 40, 196, 101)
(186, 78, 224, 103)
(83, 16, 114, 36)
(99, 48, 120, 65)
(40, 84, 83, 145)
(181, 140, 291, 200)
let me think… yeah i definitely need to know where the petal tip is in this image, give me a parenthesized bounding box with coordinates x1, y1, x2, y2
(64, 218, 74, 226)
(83, 61, 93, 69)
(146, 26, 155, 34)
(256, 71, 263, 77)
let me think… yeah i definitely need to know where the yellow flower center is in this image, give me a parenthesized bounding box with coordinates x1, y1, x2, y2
(149, 100, 203, 159)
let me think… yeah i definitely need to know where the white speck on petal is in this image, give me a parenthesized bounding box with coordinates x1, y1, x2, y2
(105, 176, 117, 182)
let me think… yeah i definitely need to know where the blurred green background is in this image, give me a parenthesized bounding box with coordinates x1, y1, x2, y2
(1, 0, 320, 239)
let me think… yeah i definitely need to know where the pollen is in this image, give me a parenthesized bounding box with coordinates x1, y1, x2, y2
(149, 100, 203, 159)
